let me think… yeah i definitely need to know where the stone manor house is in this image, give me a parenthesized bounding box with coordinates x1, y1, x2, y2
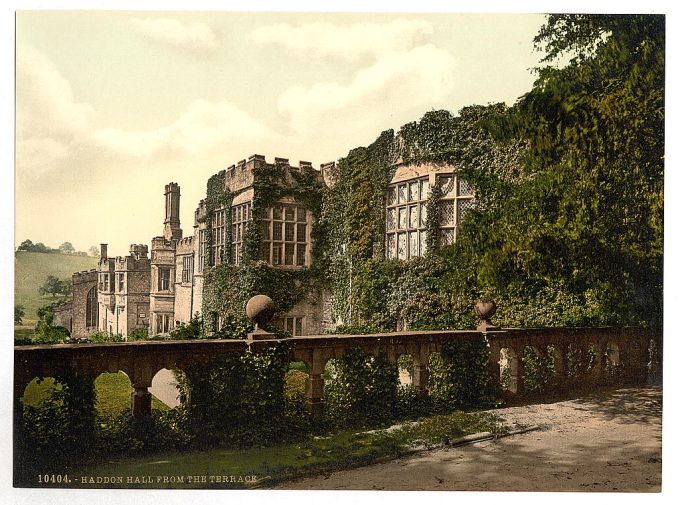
(53, 154, 473, 339)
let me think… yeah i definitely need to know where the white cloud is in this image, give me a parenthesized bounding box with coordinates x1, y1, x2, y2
(16, 46, 96, 178)
(94, 99, 279, 158)
(128, 17, 217, 53)
(251, 18, 433, 61)
(16, 46, 95, 142)
(278, 44, 456, 137)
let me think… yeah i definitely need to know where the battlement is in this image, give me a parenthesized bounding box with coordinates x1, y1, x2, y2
(129, 243, 149, 259)
(151, 236, 174, 249)
(164, 182, 180, 194)
(321, 161, 338, 188)
(73, 269, 98, 284)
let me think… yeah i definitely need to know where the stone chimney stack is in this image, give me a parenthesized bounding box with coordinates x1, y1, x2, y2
(100, 243, 108, 259)
(163, 182, 183, 241)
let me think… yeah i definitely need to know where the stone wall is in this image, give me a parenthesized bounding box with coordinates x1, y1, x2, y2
(71, 269, 97, 339)
(51, 301, 72, 334)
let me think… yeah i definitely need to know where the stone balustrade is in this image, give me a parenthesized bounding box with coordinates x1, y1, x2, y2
(14, 326, 661, 419)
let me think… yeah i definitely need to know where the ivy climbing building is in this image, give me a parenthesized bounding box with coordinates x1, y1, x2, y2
(60, 110, 485, 340)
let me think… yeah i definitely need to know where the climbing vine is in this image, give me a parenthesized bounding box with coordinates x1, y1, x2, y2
(201, 161, 325, 331)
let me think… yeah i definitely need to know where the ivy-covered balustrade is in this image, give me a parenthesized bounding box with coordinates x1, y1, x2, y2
(15, 312, 661, 419)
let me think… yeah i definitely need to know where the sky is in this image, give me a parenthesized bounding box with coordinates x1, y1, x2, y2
(14, 10, 547, 256)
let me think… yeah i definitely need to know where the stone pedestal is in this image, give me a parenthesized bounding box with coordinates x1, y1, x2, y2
(131, 387, 152, 418)
(306, 373, 325, 417)
(413, 365, 429, 396)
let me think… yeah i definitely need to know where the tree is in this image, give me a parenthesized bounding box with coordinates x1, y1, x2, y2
(17, 239, 34, 252)
(59, 242, 75, 255)
(14, 305, 25, 325)
(88, 245, 99, 257)
(452, 14, 664, 326)
(33, 242, 51, 253)
(38, 275, 69, 298)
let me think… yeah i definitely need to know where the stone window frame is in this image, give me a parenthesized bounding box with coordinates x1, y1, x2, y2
(258, 200, 310, 267)
(117, 272, 125, 292)
(385, 172, 474, 258)
(158, 267, 171, 291)
(273, 315, 305, 336)
(385, 176, 430, 260)
(231, 202, 251, 265)
(85, 286, 97, 328)
(181, 255, 194, 284)
(436, 174, 474, 246)
(211, 208, 227, 266)
(198, 229, 209, 273)
(155, 313, 173, 334)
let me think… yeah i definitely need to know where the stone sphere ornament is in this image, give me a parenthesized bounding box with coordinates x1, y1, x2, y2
(245, 294, 276, 330)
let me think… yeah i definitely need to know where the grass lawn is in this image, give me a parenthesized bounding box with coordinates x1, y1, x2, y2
(14, 250, 98, 327)
(73, 410, 505, 489)
(22, 372, 169, 416)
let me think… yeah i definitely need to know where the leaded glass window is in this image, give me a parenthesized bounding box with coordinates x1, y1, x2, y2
(437, 174, 474, 246)
(230, 202, 251, 265)
(260, 202, 310, 266)
(386, 177, 430, 260)
(386, 173, 474, 257)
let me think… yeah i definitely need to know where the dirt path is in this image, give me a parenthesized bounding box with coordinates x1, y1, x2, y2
(276, 386, 662, 492)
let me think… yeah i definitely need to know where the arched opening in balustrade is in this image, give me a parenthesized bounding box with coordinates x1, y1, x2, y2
(94, 372, 134, 417)
(521, 345, 555, 393)
(150, 368, 181, 409)
(95, 371, 170, 416)
(20, 376, 63, 408)
(285, 361, 310, 401)
(499, 347, 520, 393)
(397, 353, 414, 386)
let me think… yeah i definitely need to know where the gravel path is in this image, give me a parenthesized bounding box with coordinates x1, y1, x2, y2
(276, 386, 662, 492)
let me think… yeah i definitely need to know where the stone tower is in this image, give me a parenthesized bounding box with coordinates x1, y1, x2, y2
(163, 182, 182, 241)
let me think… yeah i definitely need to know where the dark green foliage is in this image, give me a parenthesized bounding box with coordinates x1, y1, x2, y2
(14, 304, 25, 325)
(38, 275, 70, 298)
(168, 315, 202, 340)
(468, 14, 664, 327)
(127, 327, 149, 341)
(33, 305, 69, 344)
(428, 340, 500, 410)
(95, 410, 190, 457)
(175, 343, 301, 448)
(323, 349, 399, 427)
(88, 330, 124, 343)
(16, 373, 96, 481)
(521, 346, 556, 393)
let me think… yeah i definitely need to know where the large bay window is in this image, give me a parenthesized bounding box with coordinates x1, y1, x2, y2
(259, 203, 309, 266)
(386, 173, 473, 259)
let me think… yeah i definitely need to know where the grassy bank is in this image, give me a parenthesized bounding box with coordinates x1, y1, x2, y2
(14, 250, 98, 327)
(69, 411, 505, 489)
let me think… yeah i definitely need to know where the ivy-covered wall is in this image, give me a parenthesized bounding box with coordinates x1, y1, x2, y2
(200, 97, 660, 332)
(321, 104, 525, 331)
(201, 162, 326, 332)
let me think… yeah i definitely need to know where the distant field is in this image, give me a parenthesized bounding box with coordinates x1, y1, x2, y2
(14, 251, 98, 328)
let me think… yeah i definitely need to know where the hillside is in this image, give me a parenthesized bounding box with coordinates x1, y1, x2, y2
(14, 251, 98, 327)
